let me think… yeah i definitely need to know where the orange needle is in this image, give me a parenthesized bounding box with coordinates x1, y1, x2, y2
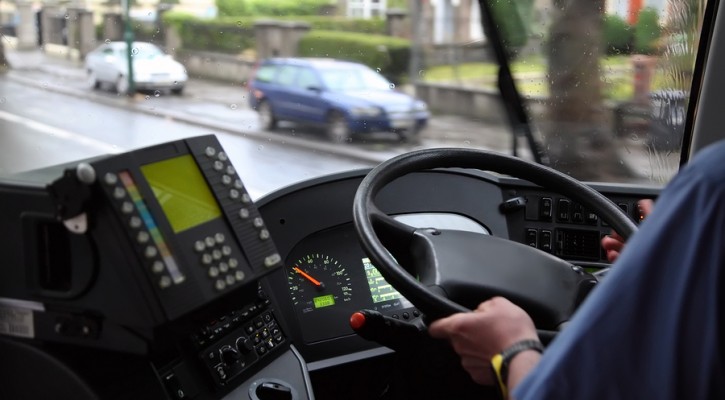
(293, 266, 323, 287)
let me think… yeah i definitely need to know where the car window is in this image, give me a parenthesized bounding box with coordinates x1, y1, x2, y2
(319, 67, 391, 92)
(275, 65, 299, 86)
(295, 67, 321, 90)
(255, 65, 276, 83)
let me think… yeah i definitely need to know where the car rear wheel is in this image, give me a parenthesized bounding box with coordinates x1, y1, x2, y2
(87, 70, 99, 90)
(115, 76, 129, 95)
(326, 111, 351, 143)
(258, 100, 277, 131)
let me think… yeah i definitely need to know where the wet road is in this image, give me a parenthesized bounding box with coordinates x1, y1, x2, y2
(0, 78, 375, 199)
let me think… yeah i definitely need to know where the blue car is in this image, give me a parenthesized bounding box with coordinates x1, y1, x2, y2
(247, 58, 429, 142)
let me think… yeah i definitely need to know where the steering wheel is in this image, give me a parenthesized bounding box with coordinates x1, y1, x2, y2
(353, 148, 637, 331)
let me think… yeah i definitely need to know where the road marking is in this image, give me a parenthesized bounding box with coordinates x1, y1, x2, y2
(0, 109, 123, 154)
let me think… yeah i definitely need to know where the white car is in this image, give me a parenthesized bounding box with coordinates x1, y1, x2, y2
(84, 41, 188, 95)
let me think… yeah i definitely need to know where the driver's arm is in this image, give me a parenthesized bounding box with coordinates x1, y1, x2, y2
(428, 297, 540, 397)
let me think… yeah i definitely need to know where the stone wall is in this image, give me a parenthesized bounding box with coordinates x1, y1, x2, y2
(176, 49, 256, 83)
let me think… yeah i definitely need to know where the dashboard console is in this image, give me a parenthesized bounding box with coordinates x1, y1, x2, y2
(0, 135, 661, 399)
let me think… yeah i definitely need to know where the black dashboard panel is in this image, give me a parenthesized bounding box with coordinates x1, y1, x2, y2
(257, 168, 661, 367)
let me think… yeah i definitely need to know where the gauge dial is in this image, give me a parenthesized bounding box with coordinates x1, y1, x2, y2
(287, 254, 352, 314)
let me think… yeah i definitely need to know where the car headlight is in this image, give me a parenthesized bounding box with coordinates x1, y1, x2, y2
(414, 101, 428, 112)
(350, 106, 382, 117)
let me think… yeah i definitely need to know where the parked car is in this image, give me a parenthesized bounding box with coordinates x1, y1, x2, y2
(647, 89, 686, 151)
(247, 58, 429, 142)
(84, 41, 188, 95)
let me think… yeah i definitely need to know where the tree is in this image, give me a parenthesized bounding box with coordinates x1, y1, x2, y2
(0, 0, 8, 72)
(544, 0, 632, 180)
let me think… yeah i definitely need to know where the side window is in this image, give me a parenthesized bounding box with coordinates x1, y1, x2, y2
(276, 65, 298, 86)
(295, 68, 321, 90)
(255, 65, 276, 83)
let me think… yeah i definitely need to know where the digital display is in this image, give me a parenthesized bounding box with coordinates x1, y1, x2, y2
(363, 257, 405, 304)
(140, 155, 222, 233)
(313, 294, 335, 309)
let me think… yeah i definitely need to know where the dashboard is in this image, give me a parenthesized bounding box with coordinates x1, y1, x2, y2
(256, 167, 660, 367)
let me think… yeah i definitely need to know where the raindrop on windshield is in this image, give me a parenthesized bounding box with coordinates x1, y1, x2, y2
(145, 95, 150, 100)
(237, 21, 242, 26)
(257, 145, 264, 151)
(154, 91, 161, 97)
(104, 39, 111, 44)
(389, 83, 396, 89)
(230, 104, 238, 110)
(64, 14, 69, 19)
(131, 48, 139, 56)
(376, 68, 381, 73)
(630, 134, 640, 142)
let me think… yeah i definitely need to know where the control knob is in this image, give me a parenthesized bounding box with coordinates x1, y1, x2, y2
(219, 345, 241, 365)
(236, 336, 254, 355)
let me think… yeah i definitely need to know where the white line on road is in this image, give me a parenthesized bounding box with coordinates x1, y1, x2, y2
(0, 109, 124, 154)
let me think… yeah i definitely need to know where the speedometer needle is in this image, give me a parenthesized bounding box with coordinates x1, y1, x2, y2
(293, 266, 324, 288)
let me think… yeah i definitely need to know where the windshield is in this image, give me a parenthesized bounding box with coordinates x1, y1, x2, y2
(0, 0, 708, 198)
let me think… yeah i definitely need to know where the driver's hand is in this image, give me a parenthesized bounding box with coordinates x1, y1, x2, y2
(428, 296, 538, 386)
(601, 199, 654, 262)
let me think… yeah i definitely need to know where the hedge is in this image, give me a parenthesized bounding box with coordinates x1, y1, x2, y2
(634, 7, 661, 55)
(216, 0, 332, 18)
(161, 12, 386, 54)
(163, 13, 255, 53)
(603, 13, 632, 55)
(298, 30, 411, 83)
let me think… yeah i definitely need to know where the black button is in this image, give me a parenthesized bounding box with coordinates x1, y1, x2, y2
(540, 197, 553, 220)
(557, 199, 571, 222)
(539, 230, 552, 252)
(525, 229, 538, 248)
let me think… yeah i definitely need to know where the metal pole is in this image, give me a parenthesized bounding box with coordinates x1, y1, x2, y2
(122, 0, 135, 95)
(408, 0, 422, 86)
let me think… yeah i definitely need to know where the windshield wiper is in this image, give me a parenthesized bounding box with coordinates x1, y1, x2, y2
(477, 0, 548, 165)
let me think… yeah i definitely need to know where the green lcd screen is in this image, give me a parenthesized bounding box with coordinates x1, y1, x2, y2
(140, 155, 222, 233)
(313, 294, 335, 309)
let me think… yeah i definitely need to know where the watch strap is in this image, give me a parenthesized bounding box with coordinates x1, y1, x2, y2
(491, 339, 544, 399)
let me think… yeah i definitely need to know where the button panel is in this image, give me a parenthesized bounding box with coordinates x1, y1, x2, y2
(195, 292, 285, 388)
(200, 143, 281, 275)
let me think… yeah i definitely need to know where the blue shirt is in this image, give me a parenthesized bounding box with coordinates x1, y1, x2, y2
(514, 140, 725, 399)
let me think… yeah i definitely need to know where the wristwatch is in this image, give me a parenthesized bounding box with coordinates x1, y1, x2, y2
(491, 339, 544, 399)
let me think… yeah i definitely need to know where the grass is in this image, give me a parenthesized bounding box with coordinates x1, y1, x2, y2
(423, 55, 671, 102)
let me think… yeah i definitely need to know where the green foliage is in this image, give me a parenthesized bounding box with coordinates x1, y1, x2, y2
(298, 30, 410, 83)
(488, 0, 535, 57)
(216, 0, 332, 17)
(603, 13, 633, 55)
(163, 13, 255, 53)
(634, 7, 662, 54)
(162, 11, 386, 54)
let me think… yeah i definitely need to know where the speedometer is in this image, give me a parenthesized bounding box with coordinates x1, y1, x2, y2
(287, 253, 353, 314)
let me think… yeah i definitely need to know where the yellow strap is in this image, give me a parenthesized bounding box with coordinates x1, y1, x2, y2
(491, 353, 508, 399)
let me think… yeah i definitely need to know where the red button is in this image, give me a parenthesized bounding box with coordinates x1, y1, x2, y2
(349, 312, 366, 330)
